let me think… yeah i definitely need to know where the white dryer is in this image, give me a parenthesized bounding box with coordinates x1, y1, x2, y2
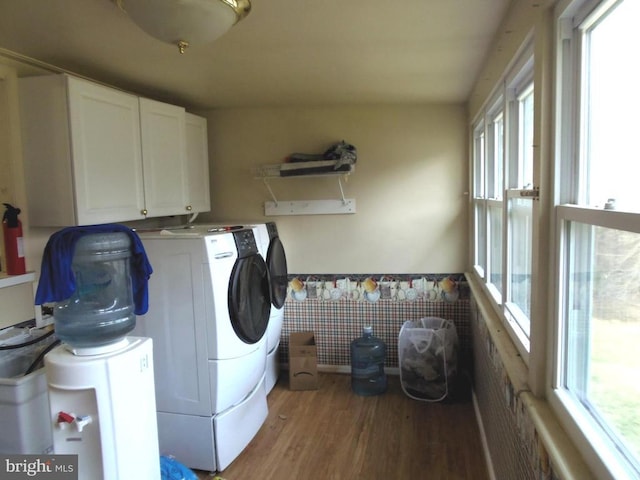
(260, 222, 288, 393)
(134, 227, 270, 472)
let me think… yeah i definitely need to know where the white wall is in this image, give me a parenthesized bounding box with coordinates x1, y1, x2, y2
(199, 104, 468, 274)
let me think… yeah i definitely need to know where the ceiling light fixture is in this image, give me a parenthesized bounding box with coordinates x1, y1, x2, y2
(116, 0, 251, 54)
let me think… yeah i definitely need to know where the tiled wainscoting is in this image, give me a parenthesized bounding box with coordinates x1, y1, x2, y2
(279, 273, 470, 371)
(468, 279, 592, 480)
(470, 293, 558, 480)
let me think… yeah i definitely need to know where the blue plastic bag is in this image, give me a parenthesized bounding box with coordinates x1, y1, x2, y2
(160, 455, 198, 480)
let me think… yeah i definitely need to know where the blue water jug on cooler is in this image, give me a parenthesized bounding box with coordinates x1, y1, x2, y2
(350, 325, 387, 396)
(54, 232, 136, 351)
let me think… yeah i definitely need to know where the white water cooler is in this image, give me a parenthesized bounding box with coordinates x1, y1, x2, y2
(37, 228, 160, 480)
(45, 338, 159, 479)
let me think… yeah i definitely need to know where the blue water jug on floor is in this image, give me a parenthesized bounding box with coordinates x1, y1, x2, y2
(350, 325, 387, 396)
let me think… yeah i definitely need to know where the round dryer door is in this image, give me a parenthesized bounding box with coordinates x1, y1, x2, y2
(228, 253, 270, 344)
(266, 236, 288, 309)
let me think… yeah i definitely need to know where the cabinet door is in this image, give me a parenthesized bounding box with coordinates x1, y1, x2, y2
(133, 238, 211, 416)
(67, 76, 146, 224)
(185, 113, 211, 213)
(139, 98, 189, 218)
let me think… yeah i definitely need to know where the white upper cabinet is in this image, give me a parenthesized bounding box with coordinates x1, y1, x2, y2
(18, 74, 211, 226)
(185, 113, 211, 214)
(20, 74, 146, 226)
(139, 97, 189, 218)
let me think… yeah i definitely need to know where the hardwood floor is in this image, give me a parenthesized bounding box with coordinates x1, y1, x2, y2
(194, 373, 489, 480)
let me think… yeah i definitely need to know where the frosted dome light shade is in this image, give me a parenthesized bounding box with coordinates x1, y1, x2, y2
(121, 0, 251, 51)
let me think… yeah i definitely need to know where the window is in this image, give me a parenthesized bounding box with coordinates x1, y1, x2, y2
(553, 1, 640, 478)
(556, 209, 640, 479)
(473, 123, 487, 279)
(505, 80, 535, 342)
(471, 42, 535, 357)
(488, 109, 504, 300)
(473, 105, 504, 299)
(579, 0, 640, 211)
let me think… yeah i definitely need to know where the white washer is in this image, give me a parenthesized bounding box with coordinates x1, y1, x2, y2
(192, 222, 288, 393)
(134, 226, 270, 472)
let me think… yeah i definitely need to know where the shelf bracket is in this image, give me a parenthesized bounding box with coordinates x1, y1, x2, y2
(338, 176, 347, 205)
(263, 178, 278, 206)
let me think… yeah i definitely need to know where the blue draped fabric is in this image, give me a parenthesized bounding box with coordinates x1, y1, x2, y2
(34, 224, 153, 315)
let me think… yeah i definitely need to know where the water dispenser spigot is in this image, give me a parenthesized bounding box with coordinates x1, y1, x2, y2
(57, 411, 74, 423)
(56, 411, 75, 430)
(75, 415, 93, 432)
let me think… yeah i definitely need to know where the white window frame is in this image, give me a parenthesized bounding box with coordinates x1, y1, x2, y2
(503, 68, 536, 353)
(552, 206, 640, 480)
(470, 37, 536, 362)
(486, 102, 505, 302)
(549, 0, 640, 478)
(472, 121, 487, 280)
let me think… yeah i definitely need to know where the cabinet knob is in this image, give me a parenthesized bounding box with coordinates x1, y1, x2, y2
(141, 209, 148, 216)
(186, 205, 192, 211)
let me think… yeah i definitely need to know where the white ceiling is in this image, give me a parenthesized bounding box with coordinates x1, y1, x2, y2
(0, 0, 511, 110)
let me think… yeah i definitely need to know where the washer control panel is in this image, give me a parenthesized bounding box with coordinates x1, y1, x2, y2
(233, 229, 258, 257)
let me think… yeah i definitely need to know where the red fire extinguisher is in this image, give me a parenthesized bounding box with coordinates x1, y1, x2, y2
(2, 203, 26, 275)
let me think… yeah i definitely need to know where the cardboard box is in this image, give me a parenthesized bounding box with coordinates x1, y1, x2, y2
(288, 332, 318, 390)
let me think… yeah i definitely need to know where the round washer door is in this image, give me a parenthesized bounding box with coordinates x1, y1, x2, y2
(228, 253, 270, 344)
(266, 236, 288, 309)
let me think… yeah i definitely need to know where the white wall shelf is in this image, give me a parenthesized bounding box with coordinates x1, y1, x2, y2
(254, 162, 356, 216)
(0, 271, 35, 289)
(265, 199, 356, 216)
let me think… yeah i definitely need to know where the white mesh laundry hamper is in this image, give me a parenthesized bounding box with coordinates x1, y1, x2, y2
(398, 317, 458, 402)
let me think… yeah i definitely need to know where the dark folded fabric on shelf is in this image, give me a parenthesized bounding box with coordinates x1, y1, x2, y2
(280, 163, 353, 177)
(287, 141, 357, 168)
(286, 153, 326, 163)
